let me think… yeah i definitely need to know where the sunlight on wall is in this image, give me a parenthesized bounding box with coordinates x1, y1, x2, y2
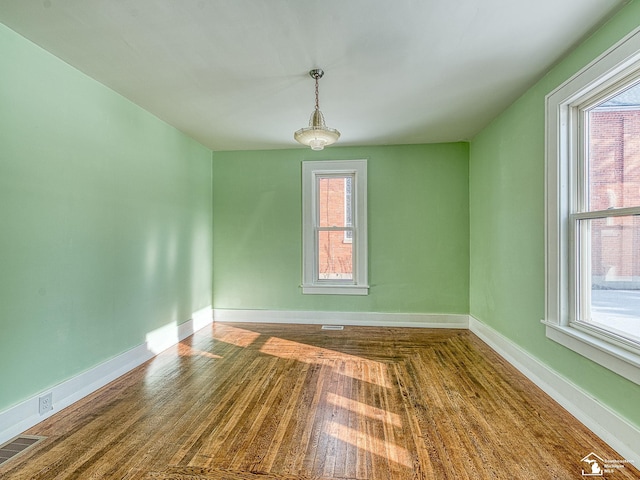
(190, 220, 213, 306)
(143, 226, 179, 289)
(192, 306, 214, 331)
(145, 321, 179, 355)
(166, 228, 179, 278)
(145, 306, 213, 355)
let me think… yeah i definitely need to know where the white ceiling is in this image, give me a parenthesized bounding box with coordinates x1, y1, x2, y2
(0, 0, 629, 151)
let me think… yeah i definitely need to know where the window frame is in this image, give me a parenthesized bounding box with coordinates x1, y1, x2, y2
(301, 159, 368, 295)
(544, 26, 640, 385)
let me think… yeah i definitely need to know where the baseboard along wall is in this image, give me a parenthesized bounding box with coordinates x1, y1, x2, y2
(468, 316, 639, 466)
(212, 308, 469, 329)
(0, 307, 213, 445)
(1, 308, 637, 467)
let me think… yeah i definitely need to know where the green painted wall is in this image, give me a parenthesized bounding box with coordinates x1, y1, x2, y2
(469, 2, 640, 428)
(5, 0, 637, 442)
(213, 144, 469, 313)
(0, 24, 213, 412)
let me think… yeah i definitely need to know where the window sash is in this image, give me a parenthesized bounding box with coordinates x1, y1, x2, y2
(571, 212, 640, 348)
(315, 174, 355, 229)
(314, 227, 355, 284)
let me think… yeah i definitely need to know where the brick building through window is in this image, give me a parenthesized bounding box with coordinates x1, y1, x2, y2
(589, 84, 640, 290)
(317, 176, 353, 280)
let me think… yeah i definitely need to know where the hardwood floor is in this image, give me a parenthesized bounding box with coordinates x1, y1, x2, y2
(1, 323, 638, 479)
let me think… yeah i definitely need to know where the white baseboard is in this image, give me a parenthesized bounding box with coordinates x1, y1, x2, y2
(0, 307, 213, 445)
(213, 309, 469, 329)
(3, 306, 636, 469)
(469, 315, 639, 465)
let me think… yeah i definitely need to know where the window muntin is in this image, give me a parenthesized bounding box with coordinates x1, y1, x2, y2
(302, 160, 368, 295)
(586, 82, 640, 211)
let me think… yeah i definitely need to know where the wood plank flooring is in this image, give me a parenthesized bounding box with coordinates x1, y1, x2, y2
(1, 323, 638, 479)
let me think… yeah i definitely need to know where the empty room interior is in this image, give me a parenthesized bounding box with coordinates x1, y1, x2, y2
(1, 1, 640, 479)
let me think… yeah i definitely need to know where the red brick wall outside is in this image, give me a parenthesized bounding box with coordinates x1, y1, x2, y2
(317, 177, 352, 279)
(590, 108, 640, 286)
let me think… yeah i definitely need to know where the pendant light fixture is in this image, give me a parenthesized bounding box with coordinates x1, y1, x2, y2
(294, 69, 340, 150)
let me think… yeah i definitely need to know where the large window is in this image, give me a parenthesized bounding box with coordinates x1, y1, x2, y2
(577, 82, 640, 345)
(302, 160, 368, 295)
(545, 27, 640, 385)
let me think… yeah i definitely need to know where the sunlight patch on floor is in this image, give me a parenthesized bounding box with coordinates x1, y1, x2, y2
(212, 324, 261, 348)
(325, 392, 402, 428)
(177, 343, 222, 359)
(259, 336, 391, 388)
(327, 421, 413, 469)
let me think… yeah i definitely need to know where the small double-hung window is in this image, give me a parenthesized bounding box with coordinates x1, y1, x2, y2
(302, 160, 368, 295)
(545, 28, 640, 385)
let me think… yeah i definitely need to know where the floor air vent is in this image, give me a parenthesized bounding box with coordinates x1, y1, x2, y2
(321, 325, 344, 330)
(0, 435, 46, 466)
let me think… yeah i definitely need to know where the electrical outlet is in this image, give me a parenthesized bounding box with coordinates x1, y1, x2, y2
(38, 393, 53, 415)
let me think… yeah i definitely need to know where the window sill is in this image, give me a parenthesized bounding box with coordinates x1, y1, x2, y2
(302, 284, 369, 295)
(542, 320, 640, 385)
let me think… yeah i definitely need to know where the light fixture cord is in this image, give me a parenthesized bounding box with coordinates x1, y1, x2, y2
(315, 74, 320, 111)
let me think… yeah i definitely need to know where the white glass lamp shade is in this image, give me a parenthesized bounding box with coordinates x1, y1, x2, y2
(294, 109, 340, 150)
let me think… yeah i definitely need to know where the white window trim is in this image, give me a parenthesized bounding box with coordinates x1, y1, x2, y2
(544, 26, 640, 385)
(302, 159, 368, 295)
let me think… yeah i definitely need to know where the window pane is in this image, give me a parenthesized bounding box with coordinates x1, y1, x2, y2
(318, 175, 353, 228)
(317, 230, 353, 281)
(588, 82, 640, 210)
(581, 215, 640, 344)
